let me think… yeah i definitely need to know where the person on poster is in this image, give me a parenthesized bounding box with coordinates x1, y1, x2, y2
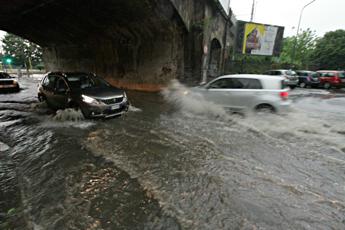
(245, 27, 262, 54)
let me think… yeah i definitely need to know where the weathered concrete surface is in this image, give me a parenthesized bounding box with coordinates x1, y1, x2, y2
(0, 0, 236, 91)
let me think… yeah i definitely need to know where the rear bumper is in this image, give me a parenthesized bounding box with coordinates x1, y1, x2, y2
(320, 81, 345, 88)
(286, 81, 299, 86)
(275, 101, 292, 114)
(331, 83, 345, 88)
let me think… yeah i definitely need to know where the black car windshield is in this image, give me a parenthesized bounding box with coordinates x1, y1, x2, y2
(65, 73, 110, 89)
(0, 73, 12, 79)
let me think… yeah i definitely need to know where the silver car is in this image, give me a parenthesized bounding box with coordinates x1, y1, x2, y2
(191, 74, 291, 114)
(264, 69, 299, 88)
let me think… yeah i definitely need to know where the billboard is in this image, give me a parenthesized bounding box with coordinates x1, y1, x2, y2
(236, 21, 284, 56)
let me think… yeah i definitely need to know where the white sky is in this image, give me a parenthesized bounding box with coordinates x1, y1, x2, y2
(220, 0, 345, 37)
(0, 0, 344, 42)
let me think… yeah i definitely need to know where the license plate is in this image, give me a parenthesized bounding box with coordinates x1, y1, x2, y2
(111, 104, 120, 110)
(0, 84, 16, 88)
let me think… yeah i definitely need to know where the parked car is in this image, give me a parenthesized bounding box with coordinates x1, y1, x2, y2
(316, 70, 345, 89)
(296, 70, 320, 88)
(0, 72, 20, 92)
(190, 74, 291, 114)
(38, 72, 129, 118)
(263, 69, 299, 89)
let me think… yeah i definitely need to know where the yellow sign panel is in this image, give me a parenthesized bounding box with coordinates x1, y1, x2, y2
(242, 23, 278, 56)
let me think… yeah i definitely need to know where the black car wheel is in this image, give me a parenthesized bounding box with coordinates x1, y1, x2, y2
(299, 82, 306, 88)
(39, 95, 54, 109)
(324, 82, 331, 89)
(38, 94, 45, 102)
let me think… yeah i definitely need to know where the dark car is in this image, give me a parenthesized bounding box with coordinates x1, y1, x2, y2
(296, 70, 320, 88)
(38, 72, 129, 118)
(263, 69, 299, 89)
(316, 70, 345, 89)
(0, 72, 20, 92)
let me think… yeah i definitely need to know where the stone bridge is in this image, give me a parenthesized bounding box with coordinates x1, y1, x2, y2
(0, 0, 236, 91)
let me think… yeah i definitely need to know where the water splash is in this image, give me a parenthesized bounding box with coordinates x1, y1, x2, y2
(161, 80, 228, 118)
(53, 108, 85, 122)
(0, 141, 10, 152)
(128, 105, 142, 112)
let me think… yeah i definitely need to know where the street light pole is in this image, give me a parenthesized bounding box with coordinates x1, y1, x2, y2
(291, 0, 317, 65)
(250, 0, 255, 22)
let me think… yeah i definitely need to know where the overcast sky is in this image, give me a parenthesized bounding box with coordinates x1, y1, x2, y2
(220, 0, 345, 37)
(1, 0, 344, 42)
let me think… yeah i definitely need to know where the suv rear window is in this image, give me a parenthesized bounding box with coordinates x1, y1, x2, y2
(237, 78, 262, 89)
(281, 80, 288, 89)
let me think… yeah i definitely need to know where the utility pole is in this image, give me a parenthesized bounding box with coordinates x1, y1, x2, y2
(250, 0, 255, 22)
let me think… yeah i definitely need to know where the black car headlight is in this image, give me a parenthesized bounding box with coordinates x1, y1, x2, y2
(82, 95, 101, 105)
(123, 92, 128, 102)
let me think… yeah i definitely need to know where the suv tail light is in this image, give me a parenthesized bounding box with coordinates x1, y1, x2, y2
(280, 91, 289, 100)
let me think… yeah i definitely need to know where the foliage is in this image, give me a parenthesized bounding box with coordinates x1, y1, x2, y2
(279, 28, 317, 68)
(225, 54, 275, 74)
(1, 33, 43, 68)
(309, 29, 345, 70)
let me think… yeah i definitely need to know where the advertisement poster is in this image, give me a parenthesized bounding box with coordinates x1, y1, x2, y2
(242, 23, 279, 56)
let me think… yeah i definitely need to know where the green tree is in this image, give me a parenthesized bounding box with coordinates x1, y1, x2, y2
(279, 28, 317, 68)
(1, 33, 43, 68)
(310, 29, 345, 70)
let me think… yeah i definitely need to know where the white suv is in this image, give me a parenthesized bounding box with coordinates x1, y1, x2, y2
(192, 74, 291, 114)
(264, 69, 299, 89)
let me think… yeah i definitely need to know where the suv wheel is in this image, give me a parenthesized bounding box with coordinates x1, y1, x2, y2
(255, 104, 275, 114)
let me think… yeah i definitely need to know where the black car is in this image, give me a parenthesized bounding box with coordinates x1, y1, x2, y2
(0, 72, 20, 92)
(296, 70, 320, 88)
(38, 72, 129, 118)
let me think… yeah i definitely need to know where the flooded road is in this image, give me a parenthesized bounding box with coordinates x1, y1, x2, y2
(1, 77, 345, 229)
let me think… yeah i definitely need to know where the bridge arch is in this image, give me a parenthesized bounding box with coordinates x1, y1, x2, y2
(208, 38, 222, 78)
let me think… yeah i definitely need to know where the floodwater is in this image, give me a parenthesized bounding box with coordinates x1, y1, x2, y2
(1, 77, 345, 229)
